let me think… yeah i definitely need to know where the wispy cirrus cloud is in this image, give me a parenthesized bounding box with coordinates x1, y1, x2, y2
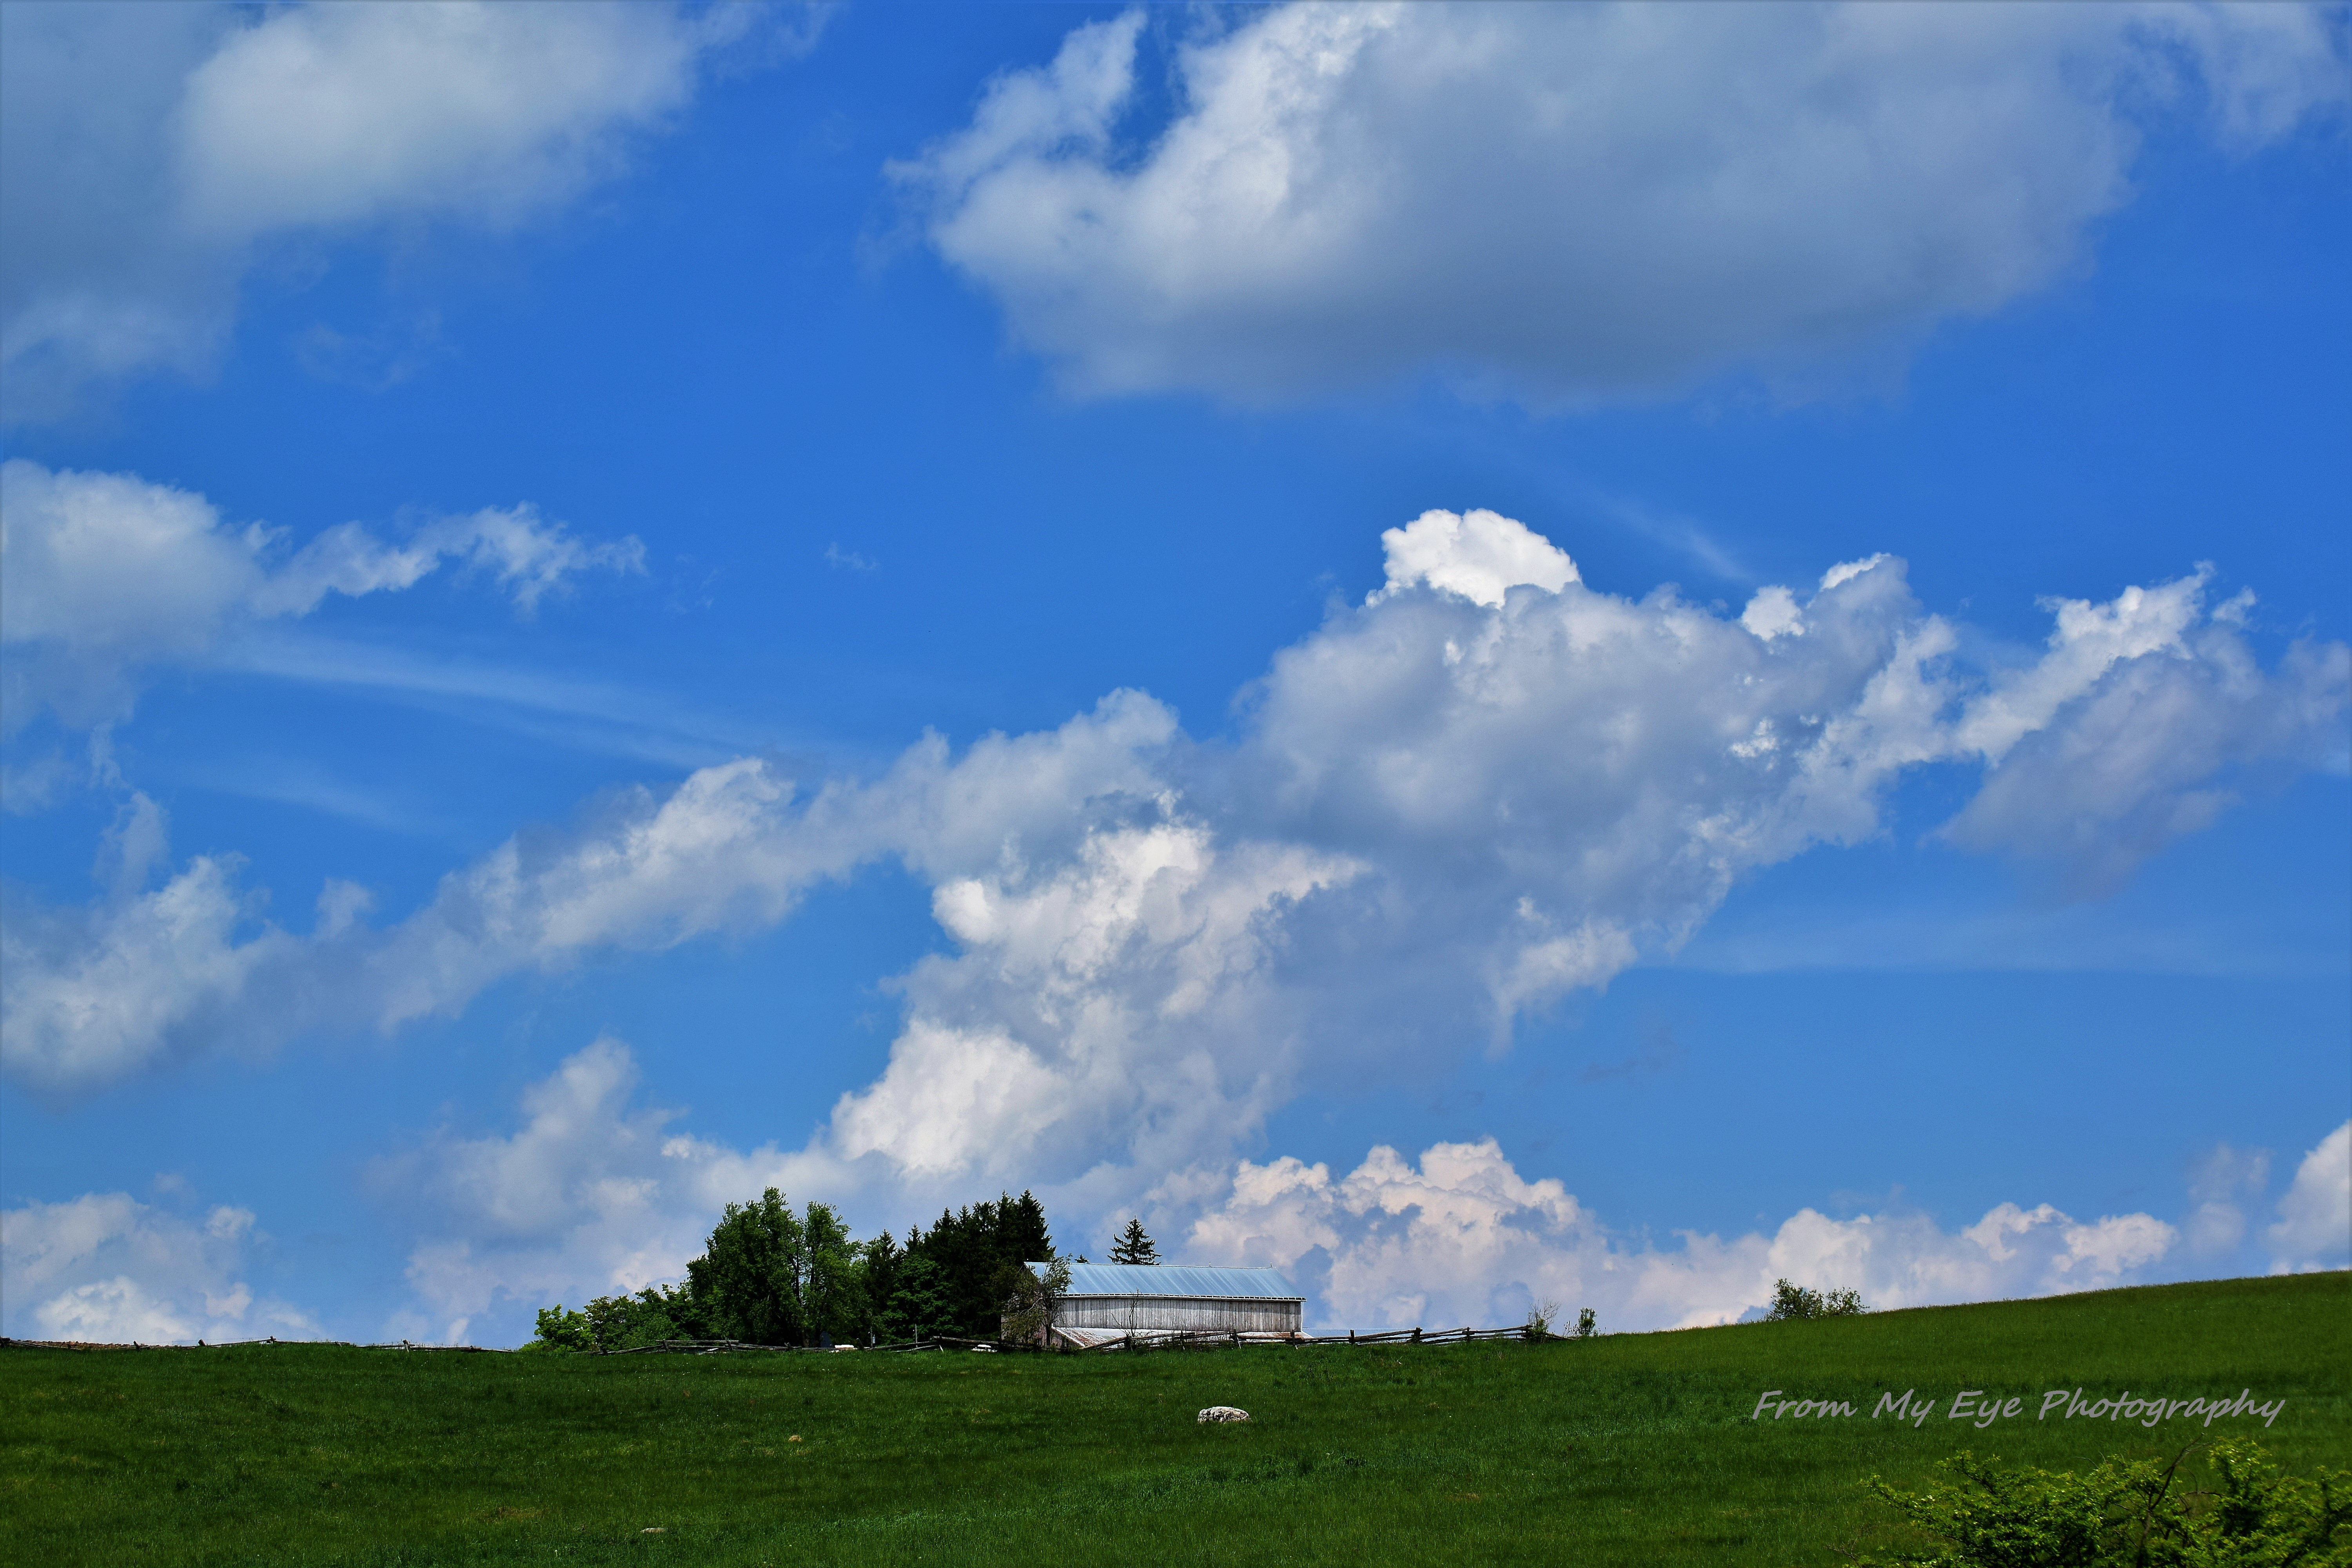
(210, 628, 789, 772)
(0, 459, 643, 735)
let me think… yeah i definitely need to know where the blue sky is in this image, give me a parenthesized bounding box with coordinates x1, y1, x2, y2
(2, 2, 2347, 1347)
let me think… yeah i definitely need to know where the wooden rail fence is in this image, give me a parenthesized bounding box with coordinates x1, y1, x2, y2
(7, 1325, 1574, 1356)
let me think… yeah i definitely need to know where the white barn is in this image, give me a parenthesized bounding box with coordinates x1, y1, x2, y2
(1017, 1262, 1303, 1348)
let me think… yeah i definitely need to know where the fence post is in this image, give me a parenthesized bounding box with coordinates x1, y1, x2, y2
(1411, 1327, 1422, 1344)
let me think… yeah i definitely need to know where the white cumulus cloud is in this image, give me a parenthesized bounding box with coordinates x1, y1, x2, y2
(2182, 1142, 2272, 1259)
(1187, 1137, 2181, 1333)
(898, 2, 2348, 405)
(1, 1, 802, 419)
(1944, 580, 2350, 896)
(173, 2, 716, 243)
(0, 1189, 316, 1343)
(0, 837, 295, 1094)
(0, 459, 642, 733)
(2267, 1121, 2351, 1274)
(7, 514, 2343, 1200)
(379, 1036, 814, 1346)
(382, 1045, 2203, 1343)
(1370, 508, 1579, 607)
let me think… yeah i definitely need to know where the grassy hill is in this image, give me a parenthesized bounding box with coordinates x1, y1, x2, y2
(4, 1272, 2344, 1566)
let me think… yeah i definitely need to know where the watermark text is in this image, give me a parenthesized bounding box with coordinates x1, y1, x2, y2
(1749, 1387, 2284, 1429)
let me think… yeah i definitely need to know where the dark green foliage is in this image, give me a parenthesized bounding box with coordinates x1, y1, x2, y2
(1768, 1278, 1867, 1321)
(5, 1273, 2344, 1567)
(525, 1187, 1058, 1349)
(1109, 1217, 1159, 1265)
(683, 1189, 865, 1346)
(689, 1189, 798, 1344)
(873, 1252, 953, 1341)
(531, 1283, 703, 1352)
(797, 1201, 867, 1345)
(898, 1190, 1054, 1339)
(1575, 1307, 1599, 1338)
(1857, 1439, 2352, 1565)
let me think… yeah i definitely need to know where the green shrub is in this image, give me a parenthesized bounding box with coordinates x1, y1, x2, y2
(1767, 1278, 1866, 1321)
(528, 1304, 592, 1352)
(530, 1283, 701, 1352)
(1857, 1439, 2352, 1566)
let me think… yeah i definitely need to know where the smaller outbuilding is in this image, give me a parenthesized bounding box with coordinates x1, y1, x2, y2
(1015, 1262, 1303, 1348)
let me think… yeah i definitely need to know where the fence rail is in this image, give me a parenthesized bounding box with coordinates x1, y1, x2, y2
(1063, 1323, 1553, 1353)
(7, 1324, 1578, 1356)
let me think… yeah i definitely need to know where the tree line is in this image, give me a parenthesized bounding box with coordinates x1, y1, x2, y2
(532, 1188, 1094, 1350)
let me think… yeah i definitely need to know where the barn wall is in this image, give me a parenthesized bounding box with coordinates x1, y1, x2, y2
(1055, 1295, 1302, 1334)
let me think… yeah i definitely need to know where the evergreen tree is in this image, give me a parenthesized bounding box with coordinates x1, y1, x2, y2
(878, 1254, 954, 1340)
(1109, 1217, 1158, 1265)
(898, 1191, 1057, 1337)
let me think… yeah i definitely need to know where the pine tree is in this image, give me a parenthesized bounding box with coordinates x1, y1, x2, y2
(1109, 1217, 1158, 1265)
(898, 1191, 1058, 1337)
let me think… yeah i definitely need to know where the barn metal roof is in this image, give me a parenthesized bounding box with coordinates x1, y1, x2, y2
(1029, 1262, 1301, 1300)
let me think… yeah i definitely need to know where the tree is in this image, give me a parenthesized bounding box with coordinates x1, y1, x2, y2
(799, 1201, 867, 1345)
(901, 1191, 1057, 1338)
(1109, 1217, 1158, 1265)
(878, 1254, 954, 1341)
(529, 1282, 706, 1352)
(686, 1188, 864, 1345)
(524, 1184, 1062, 1348)
(861, 1229, 904, 1334)
(1764, 1279, 1866, 1321)
(999, 1255, 1073, 1345)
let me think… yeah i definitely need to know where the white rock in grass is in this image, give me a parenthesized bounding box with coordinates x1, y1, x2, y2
(1198, 1406, 1250, 1423)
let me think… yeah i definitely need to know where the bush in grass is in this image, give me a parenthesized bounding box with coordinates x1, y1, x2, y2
(1766, 1279, 1866, 1321)
(528, 1305, 592, 1351)
(1856, 1439, 2352, 1566)
(529, 1284, 702, 1352)
(1525, 1300, 1596, 1339)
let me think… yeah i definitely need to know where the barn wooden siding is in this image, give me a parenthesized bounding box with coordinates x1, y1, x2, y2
(1012, 1262, 1305, 1343)
(1056, 1293, 1302, 1335)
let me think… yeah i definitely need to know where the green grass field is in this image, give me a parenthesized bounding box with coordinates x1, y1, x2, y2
(4, 1273, 2344, 1566)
